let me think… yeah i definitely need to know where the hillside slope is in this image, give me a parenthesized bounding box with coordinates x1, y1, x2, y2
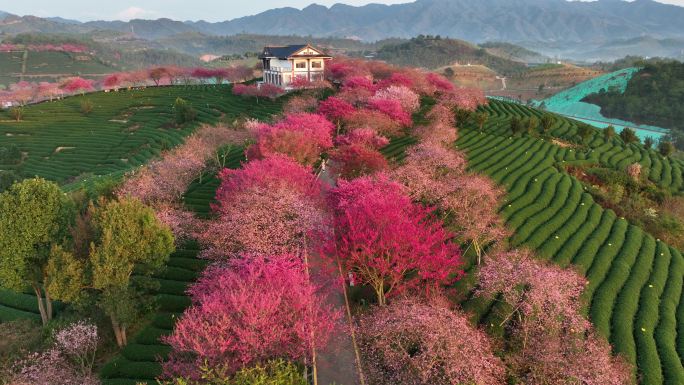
(458, 99, 684, 385)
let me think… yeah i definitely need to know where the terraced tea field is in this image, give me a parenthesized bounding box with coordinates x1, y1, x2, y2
(0, 85, 283, 186)
(458, 100, 684, 385)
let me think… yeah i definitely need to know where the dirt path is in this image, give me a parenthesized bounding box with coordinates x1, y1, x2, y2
(313, 164, 363, 385)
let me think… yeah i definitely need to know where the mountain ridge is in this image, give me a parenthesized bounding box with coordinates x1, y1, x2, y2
(2, 0, 684, 43)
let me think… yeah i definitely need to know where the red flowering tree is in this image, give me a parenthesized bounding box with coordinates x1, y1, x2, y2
(327, 173, 462, 305)
(163, 254, 340, 378)
(318, 96, 355, 128)
(191, 67, 214, 84)
(225, 65, 254, 83)
(61, 77, 94, 95)
(368, 98, 412, 127)
(200, 155, 326, 259)
(426, 72, 454, 94)
(329, 143, 389, 179)
(148, 67, 169, 86)
(102, 74, 123, 90)
(247, 113, 334, 165)
(357, 297, 506, 385)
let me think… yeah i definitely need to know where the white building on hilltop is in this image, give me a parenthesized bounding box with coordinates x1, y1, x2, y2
(260, 44, 332, 88)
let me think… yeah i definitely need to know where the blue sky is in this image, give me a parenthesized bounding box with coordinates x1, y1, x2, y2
(0, 0, 682, 22)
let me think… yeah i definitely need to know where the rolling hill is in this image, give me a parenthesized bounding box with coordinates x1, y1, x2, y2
(373, 36, 527, 75)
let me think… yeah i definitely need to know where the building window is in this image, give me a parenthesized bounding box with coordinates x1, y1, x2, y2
(311, 61, 322, 69)
(296, 61, 307, 69)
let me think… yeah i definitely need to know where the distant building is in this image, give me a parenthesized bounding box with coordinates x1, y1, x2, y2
(259, 44, 332, 88)
(200, 54, 221, 62)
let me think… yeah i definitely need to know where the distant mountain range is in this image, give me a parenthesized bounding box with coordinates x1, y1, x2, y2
(1, 0, 684, 61)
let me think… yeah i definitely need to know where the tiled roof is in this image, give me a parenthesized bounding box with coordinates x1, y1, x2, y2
(260, 44, 329, 59)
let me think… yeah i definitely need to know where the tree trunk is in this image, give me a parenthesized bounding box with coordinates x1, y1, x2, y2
(44, 285, 53, 322)
(31, 282, 50, 325)
(375, 285, 386, 307)
(111, 316, 127, 347)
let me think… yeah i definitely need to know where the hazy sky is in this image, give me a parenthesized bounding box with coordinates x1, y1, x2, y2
(1, 0, 683, 22)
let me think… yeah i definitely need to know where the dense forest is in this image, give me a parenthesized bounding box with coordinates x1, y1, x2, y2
(583, 61, 684, 147)
(373, 36, 527, 75)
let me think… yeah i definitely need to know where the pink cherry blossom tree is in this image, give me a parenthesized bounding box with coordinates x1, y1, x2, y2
(444, 173, 508, 264)
(326, 173, 462, 305)
(391, 142, 466, 205)
(61, 77, 94, 95)
(37, 82, 62, 102)
(9, 81, 36, 106)
(162, 254, 340, 378)
(343, 109, 403, 137)
(372, 85, 421, 113)
(356, 296, 506, 385)
(477, 249, 633, 385)
(247, 113, 334, 165)
(200, 155, 326, 259)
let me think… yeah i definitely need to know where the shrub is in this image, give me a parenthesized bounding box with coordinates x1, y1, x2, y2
(79, 99, 94, 115)
(173, 98, 197, 126)
(9, 106, 24, 121)
(0, 170, 18, 193)
(620, 128, 639, 144)
(0, 144, 22, 165)
(658, 140, 675, 157)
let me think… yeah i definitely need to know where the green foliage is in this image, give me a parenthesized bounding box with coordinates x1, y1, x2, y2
(0, 170, 19, 192)
(0, 144, 22, 165)
(173, 97, 197, 126)
(89, 198, 174, 326)
(643, 136, 654, 150)
(540, 114, 554, 134)
(577, 124, 594, 142)
(620, 128, 639, 144)
(161, 359, 305, 385)
(0, 178, 70, 291)
(604, 125, 616, 141)
(659, 141, 675, 157)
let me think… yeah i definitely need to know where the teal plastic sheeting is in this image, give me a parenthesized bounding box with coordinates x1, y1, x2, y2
(533, 68, 669, 141)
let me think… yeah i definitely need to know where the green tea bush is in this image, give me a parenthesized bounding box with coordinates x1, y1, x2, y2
(611, 235, 656, 366)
